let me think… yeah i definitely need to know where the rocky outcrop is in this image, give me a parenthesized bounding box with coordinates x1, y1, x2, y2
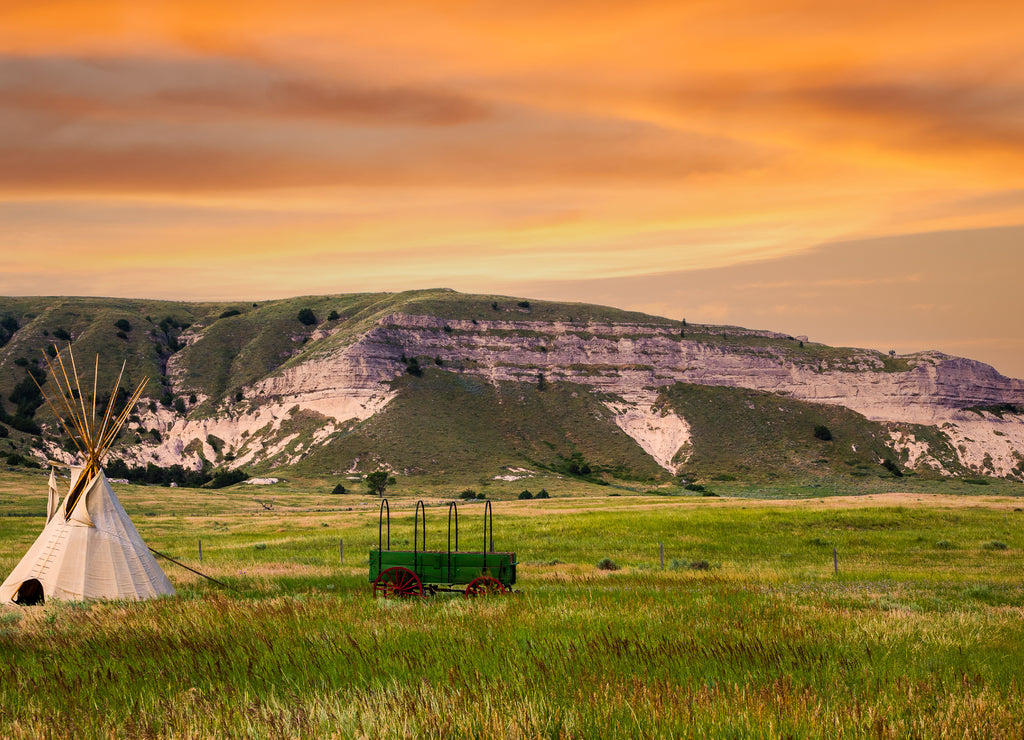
(357, 314, 1022, 422)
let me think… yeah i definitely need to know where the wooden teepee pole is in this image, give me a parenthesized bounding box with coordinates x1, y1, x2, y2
(35, 346, 148, 519)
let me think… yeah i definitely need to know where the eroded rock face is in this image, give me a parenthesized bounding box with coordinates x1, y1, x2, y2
(366, 314, 1023, 421)
(136, 310, 1024, 479)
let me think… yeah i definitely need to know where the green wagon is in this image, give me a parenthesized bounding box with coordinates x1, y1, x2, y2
(369, 499, 517, 598)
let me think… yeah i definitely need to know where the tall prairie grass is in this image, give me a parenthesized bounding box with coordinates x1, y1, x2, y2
(1, 472, 1023, 738)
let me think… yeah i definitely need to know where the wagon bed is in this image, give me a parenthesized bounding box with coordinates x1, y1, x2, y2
(369, 499, 517, 598)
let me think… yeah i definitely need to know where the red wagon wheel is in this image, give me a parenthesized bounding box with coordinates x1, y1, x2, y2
(463, 575, 508, 598)
(373, 567, 424, 599)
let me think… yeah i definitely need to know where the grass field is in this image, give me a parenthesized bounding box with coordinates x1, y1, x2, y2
(1, 468, 1023, 738)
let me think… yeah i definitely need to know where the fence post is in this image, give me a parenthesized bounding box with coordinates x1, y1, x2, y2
(833, 546, 838, 575)
(199, 540, 203, 563)
(339, 539, 344, 564)
(660, 542, 664, 570)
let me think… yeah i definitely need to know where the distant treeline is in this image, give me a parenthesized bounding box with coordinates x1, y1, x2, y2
(104, 459, 248, 489)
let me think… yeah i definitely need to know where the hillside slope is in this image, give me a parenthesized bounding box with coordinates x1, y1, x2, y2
(1, 289, 1022, 484)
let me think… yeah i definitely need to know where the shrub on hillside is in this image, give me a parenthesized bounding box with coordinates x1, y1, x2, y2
(881, 458, 903, 477)
(330, 484, 347, 495)
(562, 453, 592, 476)
(297, 308, 317, 326)
(518, 489, 533, 500)
(535, 489, 550, 499)
(458, 489, 477, 500)
(596, 557, 620, 571)
(6, 453, 40, 469)
(114, 319, 131, 332)
(9, 377, 44, 418)
(207, 469, 248, 489)
(814, 425, 833, 441)
(8, 415, 40, 435)
(206, 435, 225, 455)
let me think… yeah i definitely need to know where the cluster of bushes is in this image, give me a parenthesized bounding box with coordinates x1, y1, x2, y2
(679, 482, 717, 496)
(458, 489, 486, 500)
(104, 459, 248, 489)
(113, 318, 132, 340)
(5, 453, 41, 469)
(155, 316, 190, 353)
(0, 408, 40, 436)
(399, 354, 423, 377)
(881, 458, 903, 477)
(2, 365, 47, 434)
(0, 315, 20, 348)
(158, 316, 190, 333)
(517, 489, 550, 500)
(557, 452, 596, 478)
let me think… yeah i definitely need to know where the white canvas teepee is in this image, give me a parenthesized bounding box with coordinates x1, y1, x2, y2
(0, 348, 175, 605)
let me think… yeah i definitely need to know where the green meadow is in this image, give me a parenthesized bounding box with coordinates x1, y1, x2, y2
(1, 468, 1023, 739)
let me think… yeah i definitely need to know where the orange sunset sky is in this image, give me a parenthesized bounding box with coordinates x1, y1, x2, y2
(2, 1, 1023, 377)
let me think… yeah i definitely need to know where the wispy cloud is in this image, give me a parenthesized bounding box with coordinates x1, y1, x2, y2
(0, 54, 491, 125)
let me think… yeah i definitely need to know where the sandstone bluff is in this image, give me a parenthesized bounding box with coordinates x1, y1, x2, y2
(1, 291, 1021, 482)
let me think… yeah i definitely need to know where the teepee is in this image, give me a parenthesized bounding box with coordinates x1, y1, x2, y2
(0, 348, 175, 605)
